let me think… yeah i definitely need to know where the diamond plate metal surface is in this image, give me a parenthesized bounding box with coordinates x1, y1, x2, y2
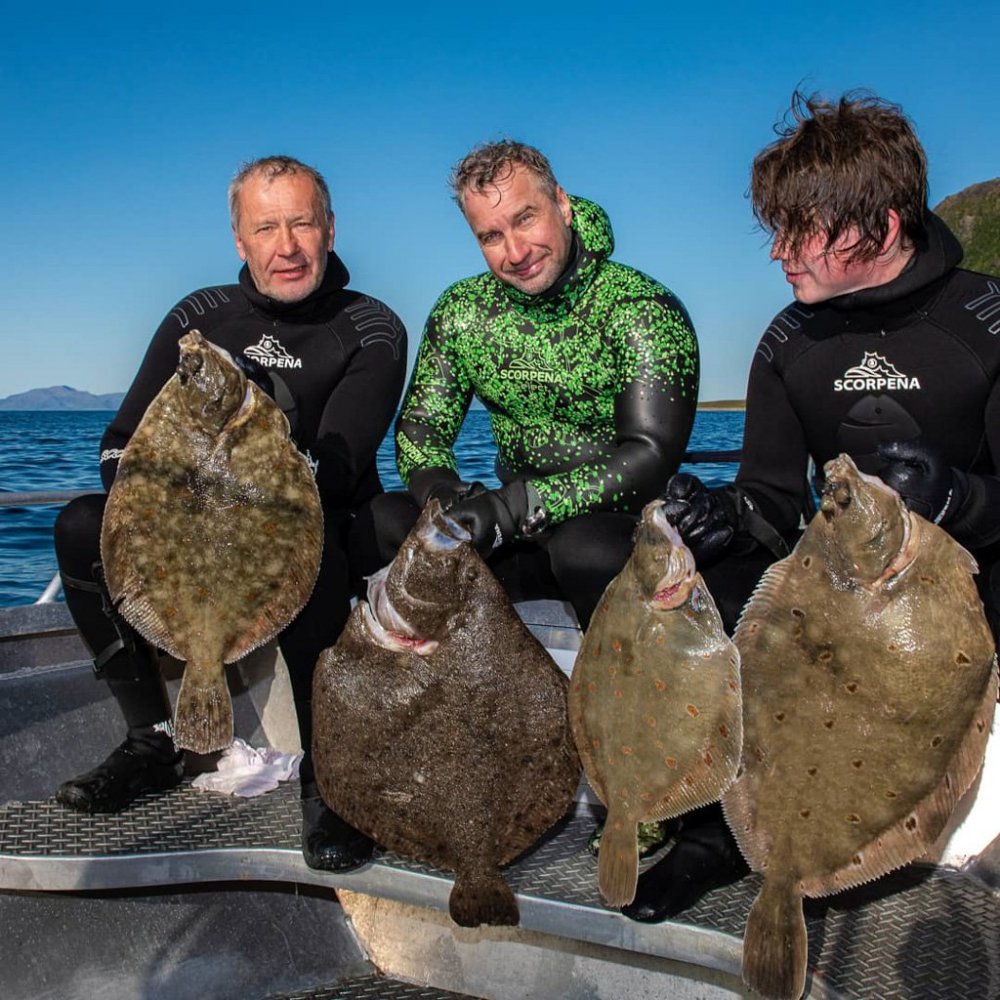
(263, 973, 482, 1000)
(2, 784, 999, 999)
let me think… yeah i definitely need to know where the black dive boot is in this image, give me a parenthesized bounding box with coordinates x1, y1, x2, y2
(56, 728, 183, 813)
(300, 780, 374, 872)
(622, 807, 749, 922)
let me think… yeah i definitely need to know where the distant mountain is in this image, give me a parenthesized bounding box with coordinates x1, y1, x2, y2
(0, 386, 124, 411)
(934, 178, 1000, 275)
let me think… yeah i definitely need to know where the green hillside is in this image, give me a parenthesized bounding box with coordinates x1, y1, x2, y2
(934, 178, 1000, 275)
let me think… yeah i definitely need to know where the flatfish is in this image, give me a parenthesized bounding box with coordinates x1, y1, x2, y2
(101, 330, 322, 754)
(723, 453, 997, 1000)
(568, 500, 742, 906)
(312, 501, 580, 927)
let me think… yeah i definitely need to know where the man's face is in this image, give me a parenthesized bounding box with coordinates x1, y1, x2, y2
(462, 164, 573, 295)
(233, 172, 333, 302)
(771, 227, 884, 305)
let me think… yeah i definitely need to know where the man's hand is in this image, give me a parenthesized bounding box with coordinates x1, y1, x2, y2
(877, 439, 956, 523)
(660, 473, 736, 564)
(426, 479, 487, 511)
(448, 482, 529, 556)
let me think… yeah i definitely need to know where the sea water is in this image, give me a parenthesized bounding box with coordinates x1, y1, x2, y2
(0, 409, 743, 607)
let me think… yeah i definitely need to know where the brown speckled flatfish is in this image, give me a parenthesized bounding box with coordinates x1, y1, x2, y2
(101, 330, 322, 754)
(723, 454, 997, 1000)
(568, 500, 742, 906)
(312, 501, 580, 927)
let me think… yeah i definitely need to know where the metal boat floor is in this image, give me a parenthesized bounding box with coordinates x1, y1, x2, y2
(1, 782, 998, 999)
(263, 974, 481, 999)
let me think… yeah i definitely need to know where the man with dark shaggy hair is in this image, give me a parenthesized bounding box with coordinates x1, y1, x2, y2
(625, 90, 1000, 923)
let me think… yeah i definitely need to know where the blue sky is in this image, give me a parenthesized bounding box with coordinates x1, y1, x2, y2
(3, 1, 999, 402)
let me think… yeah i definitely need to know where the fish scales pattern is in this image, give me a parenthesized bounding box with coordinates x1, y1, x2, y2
(723, 453, 996, 1000)
(569, 501, 741, 906)
(102, 331, 322, 754)
(313, 502, 580, 928)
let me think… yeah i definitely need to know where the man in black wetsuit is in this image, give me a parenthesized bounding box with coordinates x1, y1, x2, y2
(368, 140, 699, 629)
(53, 156, 407, 872)
(624, 91, 1000, 923)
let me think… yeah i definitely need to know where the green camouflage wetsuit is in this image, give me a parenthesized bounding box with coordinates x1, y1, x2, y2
(379, 196, 699, 626)
(397, 196, 699, 526)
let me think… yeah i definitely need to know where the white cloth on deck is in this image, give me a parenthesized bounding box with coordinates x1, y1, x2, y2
(192, 738, 301, 797)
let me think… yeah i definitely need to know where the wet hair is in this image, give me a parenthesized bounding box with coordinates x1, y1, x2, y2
(750, 90, 928, 262)
(228, 156, 332, 230)
(450, 140, 559, 213)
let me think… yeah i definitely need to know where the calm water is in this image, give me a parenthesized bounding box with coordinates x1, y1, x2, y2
(0, 409, 743, 607)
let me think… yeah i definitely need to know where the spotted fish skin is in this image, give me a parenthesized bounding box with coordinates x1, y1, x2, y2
(101, 330, 323, 754)
(568, 500, 742, 907)
(312, 501, 580, 928)
(724, 454, 997, 1000)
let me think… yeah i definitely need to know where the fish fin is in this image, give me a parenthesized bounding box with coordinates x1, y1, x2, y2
(449, 871, 519, 928)
(596, 811, 639, 906)
(733, 556, 793, 638)
(173, 665, 234, 754)
(742, 876, 808, 1000)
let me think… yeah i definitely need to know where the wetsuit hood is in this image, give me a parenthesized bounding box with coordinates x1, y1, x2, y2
(825, 212, 964, 313)
(238, 250, 351, 320)
(502, 196, 615, 317)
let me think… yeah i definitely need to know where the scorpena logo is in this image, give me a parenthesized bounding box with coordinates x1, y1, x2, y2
(499, 345, 562, 385)
(833, 352, 921, 392)
(245, 334, 302, 370)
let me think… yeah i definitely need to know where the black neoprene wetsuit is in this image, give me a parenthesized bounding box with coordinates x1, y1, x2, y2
(368, 198, 699, 627)
(55, 254, 407, 760)
(712, 213, 1000, 633)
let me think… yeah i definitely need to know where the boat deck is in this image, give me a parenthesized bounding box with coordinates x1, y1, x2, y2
(3, 601, 1000, 998)
(2, 780, 999, 999)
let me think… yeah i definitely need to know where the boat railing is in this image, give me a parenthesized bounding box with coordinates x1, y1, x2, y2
(1, 448, 744, 606)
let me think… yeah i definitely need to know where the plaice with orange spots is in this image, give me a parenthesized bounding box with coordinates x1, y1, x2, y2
(723, 453, 997, 1000)
(101, 330, 322, 755)
(567, 499, 742, 908)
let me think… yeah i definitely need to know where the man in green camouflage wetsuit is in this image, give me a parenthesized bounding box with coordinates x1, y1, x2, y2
(370, 140, 699, 629)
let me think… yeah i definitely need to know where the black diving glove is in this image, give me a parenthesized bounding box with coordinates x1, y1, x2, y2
(407, 467, 486, 510)
(660, 473, 737, 565)
(233, 353, 275, 399)
(448, 481, 530, 556)
(877, 439, 960, 524)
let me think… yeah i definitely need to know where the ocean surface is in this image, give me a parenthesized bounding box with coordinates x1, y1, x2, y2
(0, 409, 743, 607)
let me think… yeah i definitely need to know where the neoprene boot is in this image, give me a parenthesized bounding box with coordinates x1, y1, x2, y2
(622, 810, 749, 922)
(56, 726, 183, 814)
(55, 557, 182, 813)
(300, 779, 374, 872)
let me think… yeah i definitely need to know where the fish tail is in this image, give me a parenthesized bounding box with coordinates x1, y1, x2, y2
(596, 811, 639, 906)
(741, 876, 808, 1000)
(449, 871, 519, 928)
(173, 663, 234, 754)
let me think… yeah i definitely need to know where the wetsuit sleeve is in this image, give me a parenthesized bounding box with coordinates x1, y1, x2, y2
(98, 311, 191, 491)
(395, 299, 474, 487)
(733, 347, 811, 535)
(532, 293, 699, 525)
(946, 374, 1000, 547)
(312, 306, 408, 508)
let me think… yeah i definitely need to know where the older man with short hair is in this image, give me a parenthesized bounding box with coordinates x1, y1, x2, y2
(53, 156, 407, 874)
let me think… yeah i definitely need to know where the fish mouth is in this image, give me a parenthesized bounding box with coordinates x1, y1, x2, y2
(363, 566, 439, 656)
(647, 503, 698, 609)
